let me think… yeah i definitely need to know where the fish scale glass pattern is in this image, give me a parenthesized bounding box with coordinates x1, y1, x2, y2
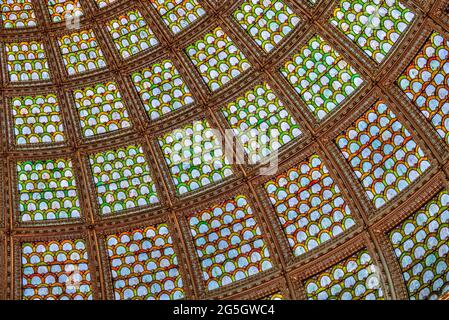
(58, 29, 107, 75)
(93, 0, 116, 8)
(72, 81, 131, 138)
(150, 0, 206, 34)
(280, 34, 364, 121)
(158, 119, 233, 195)
(6, 41, 50, 82)
(305, 249, 384, 299)
(21, 239, 92, 300)
(329, 0, 415, 63)
(106, 9, 158, 59)
(264, 154, 355, 256)
(397, 31, 449, 146)
(186, 27, 251, 92)
(131, 59, 194, 120)
(233, 0, 300, 53)
(88, 144, 159, 215)
(46, 0, 83, 23)
(221, 82, 302, 164)
(17, 158, 81, 222)
(188, 194, 273, 291)
(106, 223, 184, 300)
(1, 0, 37, 28)
(11, 94, 65, 146)
(389, 189, 449, 300)
(335, 100, 431, 209)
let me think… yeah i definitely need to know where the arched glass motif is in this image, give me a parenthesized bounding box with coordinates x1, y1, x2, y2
(150, 0, 205, 34)
(17, 158, 81, 222)
(72, 81, 131, 138)
(131, 59, 194, 120)
(335, 100, 431, 209)
(329, 0, 415, 63)
(58, 29, 107, 75)
(106, 9, 158, 59)
(106, 223, 184, 300)
(264, 154, 355, 256)
(304, 249, 384, 300)
(88, 144, 159, 215)
(94, 0, 116, 9)
(46, 0, 83, 23)
(221, 82, 302, 163)
(158, 119, 233, 195)
(233, 0, 300, 53)
(188, 194, 273, 291)
(11, 94, 65, 146)
(185, 27, 251, 91)
(6, 41, 51, 82)
(389, 189, 449, 300)
(21, 238, 92, 300)
(280, 34, 364, 121)
(1, 0, 37, 28)
(398, 31, 449, 146)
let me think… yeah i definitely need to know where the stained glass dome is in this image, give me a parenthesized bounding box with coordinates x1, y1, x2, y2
(1, 0, 449, 301)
